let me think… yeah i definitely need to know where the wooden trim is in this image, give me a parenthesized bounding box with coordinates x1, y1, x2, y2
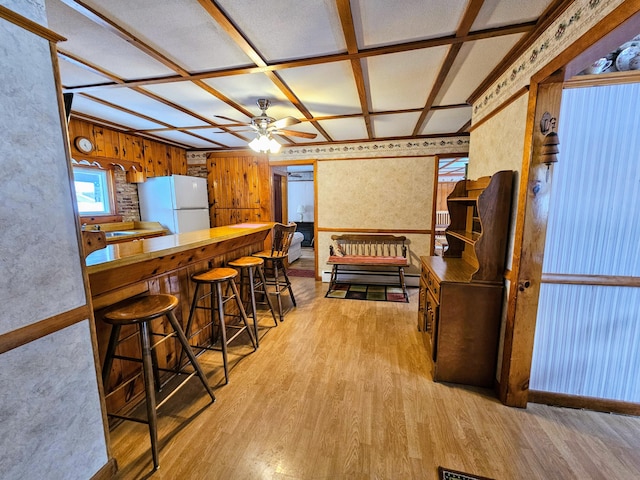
(499, 77, 564, 408)
(90, 458, 118, 480)
(469, 86, 530, 132)
(0, 305, 91, 355)
(529, 390, 640, 417)
(564, 69, 640, 89)
(532, 3, 640, 85)
(541, 273, 640, 287)
(317, 227, 430, 235)
(431, 155, 440, 255)
(0, 5, 66, 43)
(467, 0, 573, 104)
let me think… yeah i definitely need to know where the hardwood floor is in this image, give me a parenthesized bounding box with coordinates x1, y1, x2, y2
(108, 276, 640, 479)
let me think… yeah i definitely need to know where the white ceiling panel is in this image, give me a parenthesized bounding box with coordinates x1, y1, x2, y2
(192, 130, 251, 148)
(141, 81, 251, 126)
(149, 129, 230, 148)
(45, 0, 174, 80)
(473, 0, 552, 30)
(372, 112, 422, 138)
(215, 0, 345, 62)
(353, 0, 467, 48)
(58, 57, 113, 88)
(420, 106, 473, 135)
(204, 73, 301, 120)
(277, 61, 362, 117)
(86, 88, 208, 128)
(78, 0, 253, 72)
(365, 47, 449, 111)
(318, 118, 368, 142)
(70, 96, 165, 131)
(435, 34, 524, 106)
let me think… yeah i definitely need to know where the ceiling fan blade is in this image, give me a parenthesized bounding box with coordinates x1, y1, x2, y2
(273, 116, 301, 129)
(275, 128, 317, 139)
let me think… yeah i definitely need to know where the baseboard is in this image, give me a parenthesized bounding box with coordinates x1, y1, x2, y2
(321, 270, 420, 287)
(529, 390, 640, 416)
(91, 458, 118, 480)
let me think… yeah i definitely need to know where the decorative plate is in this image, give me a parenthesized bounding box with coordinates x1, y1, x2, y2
(615, 46, 640, 71)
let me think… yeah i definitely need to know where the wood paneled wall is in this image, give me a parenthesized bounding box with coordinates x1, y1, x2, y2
(68, 119, 187, 182)
(207, 152, 272, 226)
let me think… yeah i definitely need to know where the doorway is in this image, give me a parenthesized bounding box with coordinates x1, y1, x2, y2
(434, 157, 468, 255)
(285, 165, 315, 275)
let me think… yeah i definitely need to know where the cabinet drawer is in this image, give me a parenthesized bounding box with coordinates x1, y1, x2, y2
(426, 270, 440, 299)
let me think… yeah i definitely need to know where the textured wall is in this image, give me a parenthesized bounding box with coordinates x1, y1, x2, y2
(317, 157, 434, 275)
(468, 92, 528, 270)
(114, 169, 140, 221)
(0, 3, 109, 478)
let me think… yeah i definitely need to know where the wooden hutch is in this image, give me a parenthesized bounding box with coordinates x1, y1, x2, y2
(419, 170, 513, 387)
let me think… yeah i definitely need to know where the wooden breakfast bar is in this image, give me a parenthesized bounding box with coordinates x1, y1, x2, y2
(86, 222, 274, 417)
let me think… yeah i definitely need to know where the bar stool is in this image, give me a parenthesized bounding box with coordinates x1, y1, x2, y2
(184, 267, 257, 385)
(227, 256, 278, 346)
(253, 223, 298, 322)
(101, 294, 215, 471)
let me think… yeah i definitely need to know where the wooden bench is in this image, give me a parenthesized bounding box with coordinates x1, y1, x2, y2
(327, 234, 409, 301)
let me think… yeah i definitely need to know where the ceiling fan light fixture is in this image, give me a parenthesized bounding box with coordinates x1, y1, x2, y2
(248, 133, 280, 154)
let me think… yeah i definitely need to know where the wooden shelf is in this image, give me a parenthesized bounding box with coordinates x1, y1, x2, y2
(447, 197, 478, 204)
(446, 229, 480, 245)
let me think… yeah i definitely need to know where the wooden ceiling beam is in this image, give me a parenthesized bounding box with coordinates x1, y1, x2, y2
(412, 0, 485, 136)
(198, 0, 332, 143)
(59, 0, 191, 77)
(61, 22, 535, 94)
(336, 0, 372, 139)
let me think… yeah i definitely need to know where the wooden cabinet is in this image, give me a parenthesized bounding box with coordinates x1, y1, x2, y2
(418, 170, 513, 387)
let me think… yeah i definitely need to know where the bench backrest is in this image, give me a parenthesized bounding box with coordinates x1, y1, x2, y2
(330, 234, 407, 257)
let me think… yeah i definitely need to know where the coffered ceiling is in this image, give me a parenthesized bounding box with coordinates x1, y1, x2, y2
(46, 0, 566, 151)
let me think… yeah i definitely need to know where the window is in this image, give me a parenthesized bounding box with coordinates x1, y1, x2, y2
(72, 166, 114, 215)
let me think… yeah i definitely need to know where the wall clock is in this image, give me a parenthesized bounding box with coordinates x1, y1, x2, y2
(75, 136, 94, 154)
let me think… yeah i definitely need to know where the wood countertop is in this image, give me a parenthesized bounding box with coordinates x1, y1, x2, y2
(86, 222, 273, 274)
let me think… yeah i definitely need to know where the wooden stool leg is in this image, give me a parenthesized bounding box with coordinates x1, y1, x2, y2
(165, 311, 216, 402)
(272, 260, 284, 322)
(246, 267, 260, 347)
(139, 322, 159, 471)
(215, 281, 230, 385)
(280, 260, 296, 307)
(256, 264, 278, 327)
(102, 324, 121, 391)
(229, 278, 257, 349)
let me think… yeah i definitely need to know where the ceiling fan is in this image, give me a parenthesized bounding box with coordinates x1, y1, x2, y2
(230, 99, 317, 153)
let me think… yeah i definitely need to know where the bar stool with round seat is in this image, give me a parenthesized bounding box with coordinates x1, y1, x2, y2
(101, 294, 216, 471)
(252, 222, 298, 322)
(184, 267, 257, 385)
(227, 256, 278, 346)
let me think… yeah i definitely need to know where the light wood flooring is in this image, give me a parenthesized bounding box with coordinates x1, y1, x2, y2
(108, 275, 640, 479)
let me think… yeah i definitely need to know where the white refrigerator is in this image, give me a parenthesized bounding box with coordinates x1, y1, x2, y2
(138, 175, 210, 234)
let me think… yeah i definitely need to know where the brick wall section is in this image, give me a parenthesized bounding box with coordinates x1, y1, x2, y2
(114, 169, 140, 222)
(187, 164, 208, 178)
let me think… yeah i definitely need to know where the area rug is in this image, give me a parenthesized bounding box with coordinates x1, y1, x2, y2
(287, 268, 316, 278)
(325, 283, 408, 303)
(438, 466, 494, 480)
